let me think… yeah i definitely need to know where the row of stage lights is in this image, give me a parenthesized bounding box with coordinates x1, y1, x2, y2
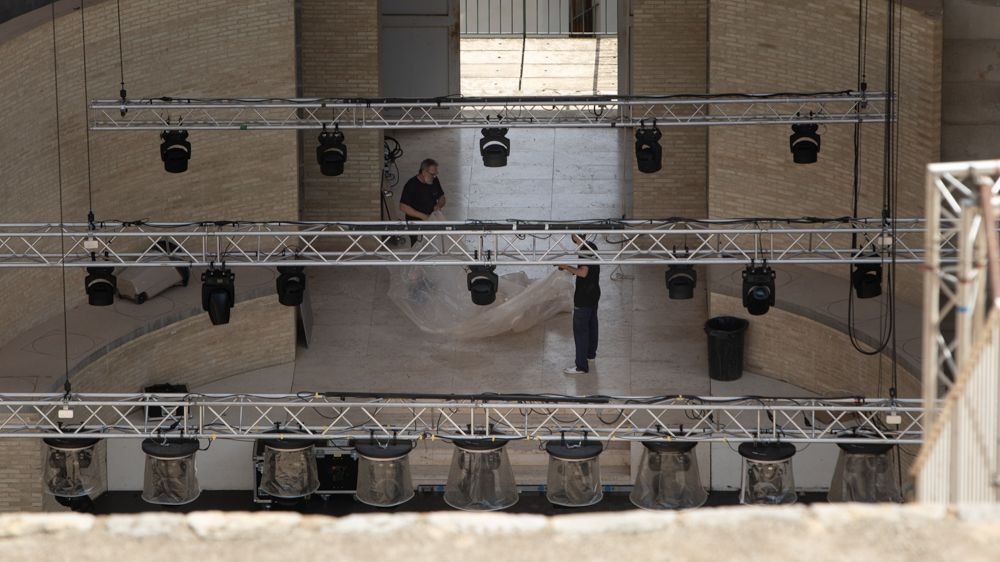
(43, 431, 901, 511)
(85, 259, 881, 324)
(158, 122, 823, 176)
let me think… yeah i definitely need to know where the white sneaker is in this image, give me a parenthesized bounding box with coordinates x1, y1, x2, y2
(563, 366, 588, 375)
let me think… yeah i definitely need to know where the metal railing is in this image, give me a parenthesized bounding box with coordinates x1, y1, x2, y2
(461, 0, 618, 36)
(916, 159, 1000, 503)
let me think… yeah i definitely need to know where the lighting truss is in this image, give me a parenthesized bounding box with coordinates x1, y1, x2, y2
(0, 217, 948, 268)
(921, 160, 1000, 415)
(0, 393, 923, 444)
(89, 92, 890, 130)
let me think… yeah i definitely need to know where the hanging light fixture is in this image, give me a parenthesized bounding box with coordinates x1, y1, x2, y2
(828, 440, 901, 503)
(140, 438, 201, 505)
(467, 265, 499, 306)
(789, 123, 820, 164)
(84, 266, 117, 306)
(258, 432, 320, 500)
(201, 264, 235, 325)
(276, 265, 306, 307)
(665, 264, 697, 300)
(738, 441, 797, 505)
(630, 440, 707, 510)
(742, 263, 776, 316)
(851, 263, 883, 299)
(544, 438, 603, 507)
(634, 124, 663, 173)
(353, 439, 415, 508)
(444, 435, 518, 511)
(42, 436, 102, 500)
(160, 130, 191, 173)
(317, 126, 348, 176)
(479, 127, 511, 167)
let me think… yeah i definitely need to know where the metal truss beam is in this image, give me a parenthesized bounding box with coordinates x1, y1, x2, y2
(89, 92, 890, 131)
(922, 160, 1000, 414)
(0, 217, 948, 268)
(0, 393, 923, 444)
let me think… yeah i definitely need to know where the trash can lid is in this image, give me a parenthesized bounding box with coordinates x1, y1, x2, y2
(545, 440, 603, 460)
(141, 438, 200, 458)
(737, 441, 796, 461)
(837, 442, 893, 455)
(642, 440, 698, 453)
(705, 316, 749, 334)
(354, 439, 415, 459)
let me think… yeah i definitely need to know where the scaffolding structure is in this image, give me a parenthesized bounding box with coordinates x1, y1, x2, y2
(0, 217, 945, 268)
(0, 393, 922, 444)
(89, 92, 890, 130)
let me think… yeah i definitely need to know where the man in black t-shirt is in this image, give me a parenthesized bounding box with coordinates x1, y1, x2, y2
(399, 158, 447, 246)
(559, 234, 601, 374)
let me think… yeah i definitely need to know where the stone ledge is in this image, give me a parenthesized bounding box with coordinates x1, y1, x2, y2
(0, 506, 997, 561)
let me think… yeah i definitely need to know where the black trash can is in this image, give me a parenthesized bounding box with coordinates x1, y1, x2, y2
(704, 316, 749, 381)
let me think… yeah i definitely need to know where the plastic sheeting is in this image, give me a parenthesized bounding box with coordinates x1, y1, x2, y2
(388, 212, 573, 339)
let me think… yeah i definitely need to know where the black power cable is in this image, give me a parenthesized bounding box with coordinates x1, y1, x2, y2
(49, 2, 71, 397)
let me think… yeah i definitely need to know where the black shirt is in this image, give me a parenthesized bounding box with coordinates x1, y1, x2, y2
(400, 175, 444, 218)
(574, 241, 601, 308)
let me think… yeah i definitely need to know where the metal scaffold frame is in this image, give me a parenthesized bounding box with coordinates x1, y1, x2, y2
(0, 393, 923, 444)
(0, 217, 947, 268)
(89, 92, 890, 130)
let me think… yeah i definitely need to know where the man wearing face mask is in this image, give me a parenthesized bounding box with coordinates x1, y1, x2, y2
(399, 158, 447, 246)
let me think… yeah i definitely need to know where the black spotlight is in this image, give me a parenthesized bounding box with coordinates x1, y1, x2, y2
(789, 123, 820, 164)
(84, 266, 116, 306)
(317, 127, 348, 176)
(635, 125, 663, 173)
(665, 264, 696, 300)
(852, 263, 883, 299)
(479, 128, 510, 167)
(467, 265, 498, 306)
(201, 265, 235, 325)
(160, 130, 191, 173)
(742, 263, 776, 316)
(276, 266, 306, 307)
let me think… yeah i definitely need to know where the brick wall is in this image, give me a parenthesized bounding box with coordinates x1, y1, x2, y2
(708, 0, 941, 306)
(299, 0, 383, 221)
(0, 1, 298, 354)
(71, 296, 295, 392)
(629, 0, 708, 218)
(710, 294, 919, 399)
(0, 437, 42, 513)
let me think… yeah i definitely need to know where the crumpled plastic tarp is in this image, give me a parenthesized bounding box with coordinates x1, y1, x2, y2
(388, 212, 573, 339)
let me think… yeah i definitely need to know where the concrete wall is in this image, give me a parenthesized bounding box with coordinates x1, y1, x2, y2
(941, 0, 1000, 160)
(300, 0, 383, 220)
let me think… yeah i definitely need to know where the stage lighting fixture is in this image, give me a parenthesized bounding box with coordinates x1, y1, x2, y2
(259, 432, 320, 500)
(828, 440, 901, 503)
(479, 127, 510, 167)
(665, 264, 696, 300)
(160, 130, 191, 173)
(444, 437, 518, 511)
(85, 266, 117, 306)
(201, 265, 235, 326)
(141, 438, 201, 506)
(545, 439, 604, 507)
(738, 441, 797, 505)
(630, 440, 707, 510)
(317, 127, 348, 176)
(634, 125, 663, 173)
(789, 123, 820, 164)
(43, 436, 102, 499)
(851, 263, 883, 299)
(742, 263, 776, 316)
(354, 439, 416, 508)
(276, 266, 306, 307)
(467, 265, 498, 306)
